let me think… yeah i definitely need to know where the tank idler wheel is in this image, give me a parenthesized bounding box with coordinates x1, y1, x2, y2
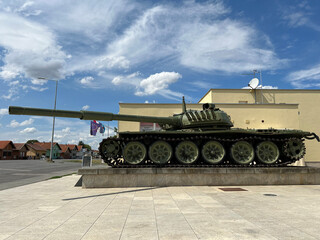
(230, 141, 254, 165)
(123, 141, 147, 165)
(99, 139, 121, 159)
(201, 141, 225, 164)
(175, 141, 199, 164)
(256, 141, 279, 164)
(283, 138, 306, 160)
(149, 141, 172, 165)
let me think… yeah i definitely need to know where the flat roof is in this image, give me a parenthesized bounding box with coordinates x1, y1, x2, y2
(119, 103, 298, 106)
(198, 88, 320, 103)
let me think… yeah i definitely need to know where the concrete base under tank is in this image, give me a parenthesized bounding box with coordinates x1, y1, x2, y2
(78, 167, 320, 188)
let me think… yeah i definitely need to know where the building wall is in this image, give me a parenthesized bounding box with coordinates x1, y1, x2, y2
(0, 144, 14, 160)
(45, 144, 60, 159)
(13, 146, 28, 159)
(119, 103, 299, 131)
(61, 151, 71, 159)
(26, 148, 46, 159)
(199, 89, 320, 162)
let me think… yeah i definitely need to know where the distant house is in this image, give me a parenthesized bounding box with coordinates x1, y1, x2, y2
(0, 141, 16, 160)
(77, 145, 89, 159)
(59, 144, 71, 159)
(34, 142, 61, 159)
(26, 143, 46, 159)
(66, 144, 78, 159)
(92, 150, 101, 158)
(13, 143, 29, 159)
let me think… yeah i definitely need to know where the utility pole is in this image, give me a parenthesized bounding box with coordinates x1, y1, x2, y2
(38, 77, 58, 163)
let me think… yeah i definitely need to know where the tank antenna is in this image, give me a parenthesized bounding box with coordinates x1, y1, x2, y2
(182, 96, 187, 113)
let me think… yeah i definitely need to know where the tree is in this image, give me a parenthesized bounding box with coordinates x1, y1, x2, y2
(78, 141, 91, 151)
(27, 139, 39, 144)
(83, 144, 91, 151)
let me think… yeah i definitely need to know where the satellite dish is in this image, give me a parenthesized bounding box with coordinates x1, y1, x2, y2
(248, 78, 259, 89)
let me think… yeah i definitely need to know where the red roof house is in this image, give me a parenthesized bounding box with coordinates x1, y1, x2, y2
(0, 141, 16, 160)
(13, 143, 29, 159)
(59, 144, 71, 159)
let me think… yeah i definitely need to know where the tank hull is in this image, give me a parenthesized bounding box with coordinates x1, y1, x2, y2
(99, 129, 318, 167)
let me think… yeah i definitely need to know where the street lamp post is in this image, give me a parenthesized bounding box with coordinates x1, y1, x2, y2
(38, 77, 58, 163)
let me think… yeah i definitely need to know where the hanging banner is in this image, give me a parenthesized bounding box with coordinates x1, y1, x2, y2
(140, 122, 161, 132)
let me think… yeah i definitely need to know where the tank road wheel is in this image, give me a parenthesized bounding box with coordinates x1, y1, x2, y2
(175, 141, 199, 164)
(230, 141, 254, 165)
(149, 141, 172, 165)
(99, 139, 120, 159)
(283, 138, 306, 160)
(201, 141, 225, 164)
(123, 141, 147, 165)
(256, 141, 279, 164)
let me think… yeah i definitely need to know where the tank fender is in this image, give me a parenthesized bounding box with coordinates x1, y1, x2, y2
(305, 133, 320, 142)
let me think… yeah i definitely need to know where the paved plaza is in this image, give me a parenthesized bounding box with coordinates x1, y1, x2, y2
(0, 175, 320, 240)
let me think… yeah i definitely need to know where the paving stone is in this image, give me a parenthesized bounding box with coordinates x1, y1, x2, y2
(1, 175, 320, 239)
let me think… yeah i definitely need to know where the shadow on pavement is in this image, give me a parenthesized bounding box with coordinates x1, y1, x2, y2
(63, 187, 161, 201)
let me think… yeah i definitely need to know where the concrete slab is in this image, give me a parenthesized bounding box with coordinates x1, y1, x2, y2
(78, 166, 320, 188)
(1, 175, 320, 239)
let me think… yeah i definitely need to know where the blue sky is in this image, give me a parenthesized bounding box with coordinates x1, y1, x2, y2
(0, 0, 320, 149)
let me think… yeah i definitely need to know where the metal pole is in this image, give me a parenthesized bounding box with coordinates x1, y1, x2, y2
(260, 70, 263, 104)
(49, 80, 58, 162)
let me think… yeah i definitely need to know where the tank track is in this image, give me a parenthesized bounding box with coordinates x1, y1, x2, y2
(99, 134, 304, 168)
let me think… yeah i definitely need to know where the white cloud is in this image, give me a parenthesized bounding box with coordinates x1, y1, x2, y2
(20, 127, 37, 134)
(93, 55, 130, 70)
(112, 72, 140, 86)
(111, 71, 185, 100)
(287, 64, 320, 88)
(2, 88, 18, 100)
(0, 12, 68, 84)
(189, 81, 218, 89)
(260, 85, 278, 89)
(29, 86, 48, 92)
(105, 1, 284, 73)
(136, 72, 182, 96)
(31, 79, 47, 85)
(281, 2, 320, 32)
(8, 80, 19, 86)
(283, 12, 308, 28)
(0, 108, 8, 115)
(0, 0, 287, 100)
(80, 76, 94, 85)
(9, 118, 34, 127)
(82, 105, 90, 110)
(61, 127, 71, 133)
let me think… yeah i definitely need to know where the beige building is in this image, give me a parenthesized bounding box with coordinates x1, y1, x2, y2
(118, 89, 320, 163)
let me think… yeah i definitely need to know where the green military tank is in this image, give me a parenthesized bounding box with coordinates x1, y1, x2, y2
(9, 98, 319, 167)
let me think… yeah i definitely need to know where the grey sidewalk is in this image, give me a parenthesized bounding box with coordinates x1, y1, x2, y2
(0, 175, 319, 240)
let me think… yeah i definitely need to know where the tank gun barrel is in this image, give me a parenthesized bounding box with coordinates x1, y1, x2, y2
(9, 106, 180, 126)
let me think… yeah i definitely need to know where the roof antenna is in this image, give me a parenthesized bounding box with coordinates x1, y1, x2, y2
(182, 96, 186, 113)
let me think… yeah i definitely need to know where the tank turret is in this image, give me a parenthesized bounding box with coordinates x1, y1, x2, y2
(9, 98, 233, 130)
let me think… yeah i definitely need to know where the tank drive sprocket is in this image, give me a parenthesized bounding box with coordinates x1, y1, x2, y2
(283, 138, 306, 160)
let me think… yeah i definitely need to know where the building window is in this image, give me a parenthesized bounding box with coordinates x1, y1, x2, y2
(3, 151, 11, 156)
